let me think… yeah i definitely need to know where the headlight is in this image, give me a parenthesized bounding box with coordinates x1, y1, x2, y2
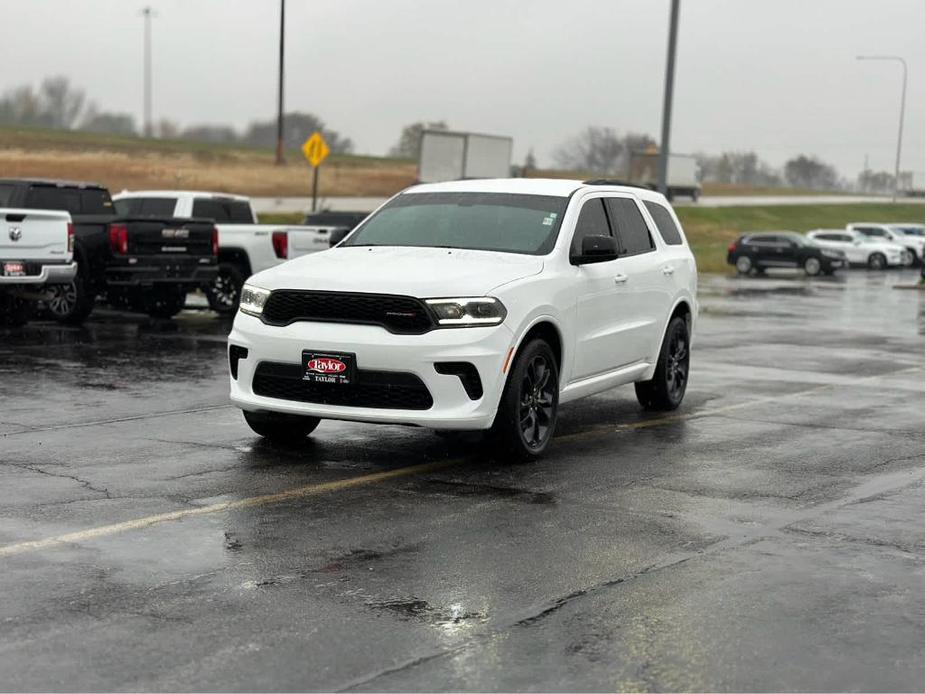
(425, 297, 507, 327)
(239, 284, 271, 317)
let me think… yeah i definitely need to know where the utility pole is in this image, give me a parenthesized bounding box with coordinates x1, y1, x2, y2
(657, 0, 681, 196)
(857, 55, 907, 202)
(142, 6, 154, 137)
(275, 0, 286, 164)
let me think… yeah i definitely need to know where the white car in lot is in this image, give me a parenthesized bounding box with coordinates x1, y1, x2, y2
(847, 223, 925, 266)
(805, 229, 909, 269)
(228, 179, 697, 459)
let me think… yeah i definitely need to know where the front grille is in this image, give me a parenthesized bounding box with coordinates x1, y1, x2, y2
(261, 290, 434, 334)
(252, 362, 433, 410)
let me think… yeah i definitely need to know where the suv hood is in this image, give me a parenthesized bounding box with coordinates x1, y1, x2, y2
(253, 246, 544, 297)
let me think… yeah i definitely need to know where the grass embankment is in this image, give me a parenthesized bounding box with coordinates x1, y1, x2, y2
(676, 204, 925, 273)
(0, 126, 417, 197)
(260, 203, 925, 275)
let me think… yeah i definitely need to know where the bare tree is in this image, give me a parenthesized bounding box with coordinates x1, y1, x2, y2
(784, 155, 838, 190)
(553, 127, 625, 175)
(39, 76, 86, 129)
(388, 121, 448, 159)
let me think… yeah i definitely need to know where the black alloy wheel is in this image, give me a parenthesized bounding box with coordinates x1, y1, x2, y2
(635, 316, 691, 411)
(519, 353, 556, 450)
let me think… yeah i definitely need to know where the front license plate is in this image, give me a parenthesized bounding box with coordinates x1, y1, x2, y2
(302, 351, 356, 385)
(2, 262, 25, 277)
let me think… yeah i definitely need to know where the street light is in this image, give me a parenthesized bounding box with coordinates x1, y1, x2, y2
(857, 55, 907, 202)
(141, 6, 156, 138)
(657, 0, 681, 197)
(275, 0, 286, 165)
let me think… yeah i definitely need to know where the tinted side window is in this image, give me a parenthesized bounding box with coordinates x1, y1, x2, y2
(192, 199, 227, 221)
(643, 201, 683, 245)
(571, 199, 611, 255)
(25, 186, 80, 213)
(227, 200, 254, 224)
(607, 198, 654, 255)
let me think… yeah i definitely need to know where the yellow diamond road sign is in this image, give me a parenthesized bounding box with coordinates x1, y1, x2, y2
(302, 132, 330, 168)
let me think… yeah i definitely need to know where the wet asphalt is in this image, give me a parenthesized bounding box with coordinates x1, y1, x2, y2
(1, 271, 924, 692)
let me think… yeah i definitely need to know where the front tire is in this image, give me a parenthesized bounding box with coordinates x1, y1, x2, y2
(867, 252, 887, 271)
(804, 256, 822, 276)
(635, 316, 690, 411)
(145, 287, 187, 319)
(490, 338, 559, 461)
(243, 410, 320, 444)
(0, 294, 34, 327)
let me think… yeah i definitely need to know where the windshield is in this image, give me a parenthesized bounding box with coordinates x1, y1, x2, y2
(343, 192, 568, 255)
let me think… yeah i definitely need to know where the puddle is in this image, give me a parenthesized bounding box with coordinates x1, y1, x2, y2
(420, 479, 556, 505)
(367, 597, 486, 628)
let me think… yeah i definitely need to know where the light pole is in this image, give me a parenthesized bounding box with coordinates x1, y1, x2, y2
(142, 6, 154, 137)
(857, 55, 907, 201)
(657, 0, 681, 196)
(275, 0, 286, 164)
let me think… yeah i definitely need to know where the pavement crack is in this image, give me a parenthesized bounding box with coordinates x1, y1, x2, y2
(3, 462, 111, 499)
(783, 525, 923, 555)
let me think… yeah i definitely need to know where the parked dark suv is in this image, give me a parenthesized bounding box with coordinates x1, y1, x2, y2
(727, 231, 846, 276)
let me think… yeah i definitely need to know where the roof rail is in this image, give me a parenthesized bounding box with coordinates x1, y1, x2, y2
(582, 179, 653, 190)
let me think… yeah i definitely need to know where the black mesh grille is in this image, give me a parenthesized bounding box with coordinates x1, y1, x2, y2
(252, 362, 433, 411)
(261, 291, 434, 334)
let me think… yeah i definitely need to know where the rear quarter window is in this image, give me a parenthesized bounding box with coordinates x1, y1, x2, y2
(0, 184, 15, 206)
(114, 197, 177, 217)
(643, 201, 684, 245)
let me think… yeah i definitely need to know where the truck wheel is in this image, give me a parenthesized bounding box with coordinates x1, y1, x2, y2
(635, 316, 690, 411)
(0, 294, 35, 327)
(490, 338, 559, 461)
(145, 287, 187, 319)
(207, 263, 245, 316)
(243, 410, 320, 444)
(47, 273, 95, 325)
(803, 257, 822, 276)
(867, 252, 887, 271)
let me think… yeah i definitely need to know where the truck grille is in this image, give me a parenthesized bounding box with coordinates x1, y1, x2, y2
(252, 362, 433, 411)
(261, 291, 434, 334)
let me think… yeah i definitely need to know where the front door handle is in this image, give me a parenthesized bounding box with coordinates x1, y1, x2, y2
(613, 274, 629, 284)
(661, 265, 675, 276)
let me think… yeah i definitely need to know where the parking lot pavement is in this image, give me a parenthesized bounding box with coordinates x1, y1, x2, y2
(1, 270, 924, 692)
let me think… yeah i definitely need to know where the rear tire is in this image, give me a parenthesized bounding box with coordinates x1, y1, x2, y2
(803, 257, 822, 276)
(635, 316, 690, 411)
(145, 287, 187, 319)
(867, 252, 887, 271)
(489, 338, 559, 461)
(47, 272, 95, 325)
(207, 263, 245, 316)
(735, 255, 753, 275)
(243, 410, 320, 444)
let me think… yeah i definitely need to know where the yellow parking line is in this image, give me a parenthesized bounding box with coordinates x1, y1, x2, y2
(1, 364, 919, 559)
(0, 458, 460, 559)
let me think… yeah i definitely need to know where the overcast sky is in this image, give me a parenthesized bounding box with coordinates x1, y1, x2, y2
(4, 0, 922, 177)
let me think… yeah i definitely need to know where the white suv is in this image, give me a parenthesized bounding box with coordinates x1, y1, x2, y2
(847, 223, 925, 266)
(805, 229, 908, 269)
(228, 179, 697, 459)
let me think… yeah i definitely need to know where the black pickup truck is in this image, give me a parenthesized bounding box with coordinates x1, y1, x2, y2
(0, 179, 218, 322)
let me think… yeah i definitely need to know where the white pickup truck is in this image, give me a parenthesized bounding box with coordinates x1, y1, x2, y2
(0, 208, 76, 326)
(113, 191, 333, 314)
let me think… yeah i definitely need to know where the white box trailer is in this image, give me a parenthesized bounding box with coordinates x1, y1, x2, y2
(418, 131, 513, 183)
(628, 151, 701, 201)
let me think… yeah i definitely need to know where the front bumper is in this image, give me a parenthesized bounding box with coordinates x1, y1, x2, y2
(228, 313, 515, 430)
(0, 261, 77, 286)
(104, 257, 218, 287)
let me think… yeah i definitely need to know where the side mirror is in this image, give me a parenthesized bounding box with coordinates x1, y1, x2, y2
(572, 234, 618, 265)
(854, 240, 862, 246)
